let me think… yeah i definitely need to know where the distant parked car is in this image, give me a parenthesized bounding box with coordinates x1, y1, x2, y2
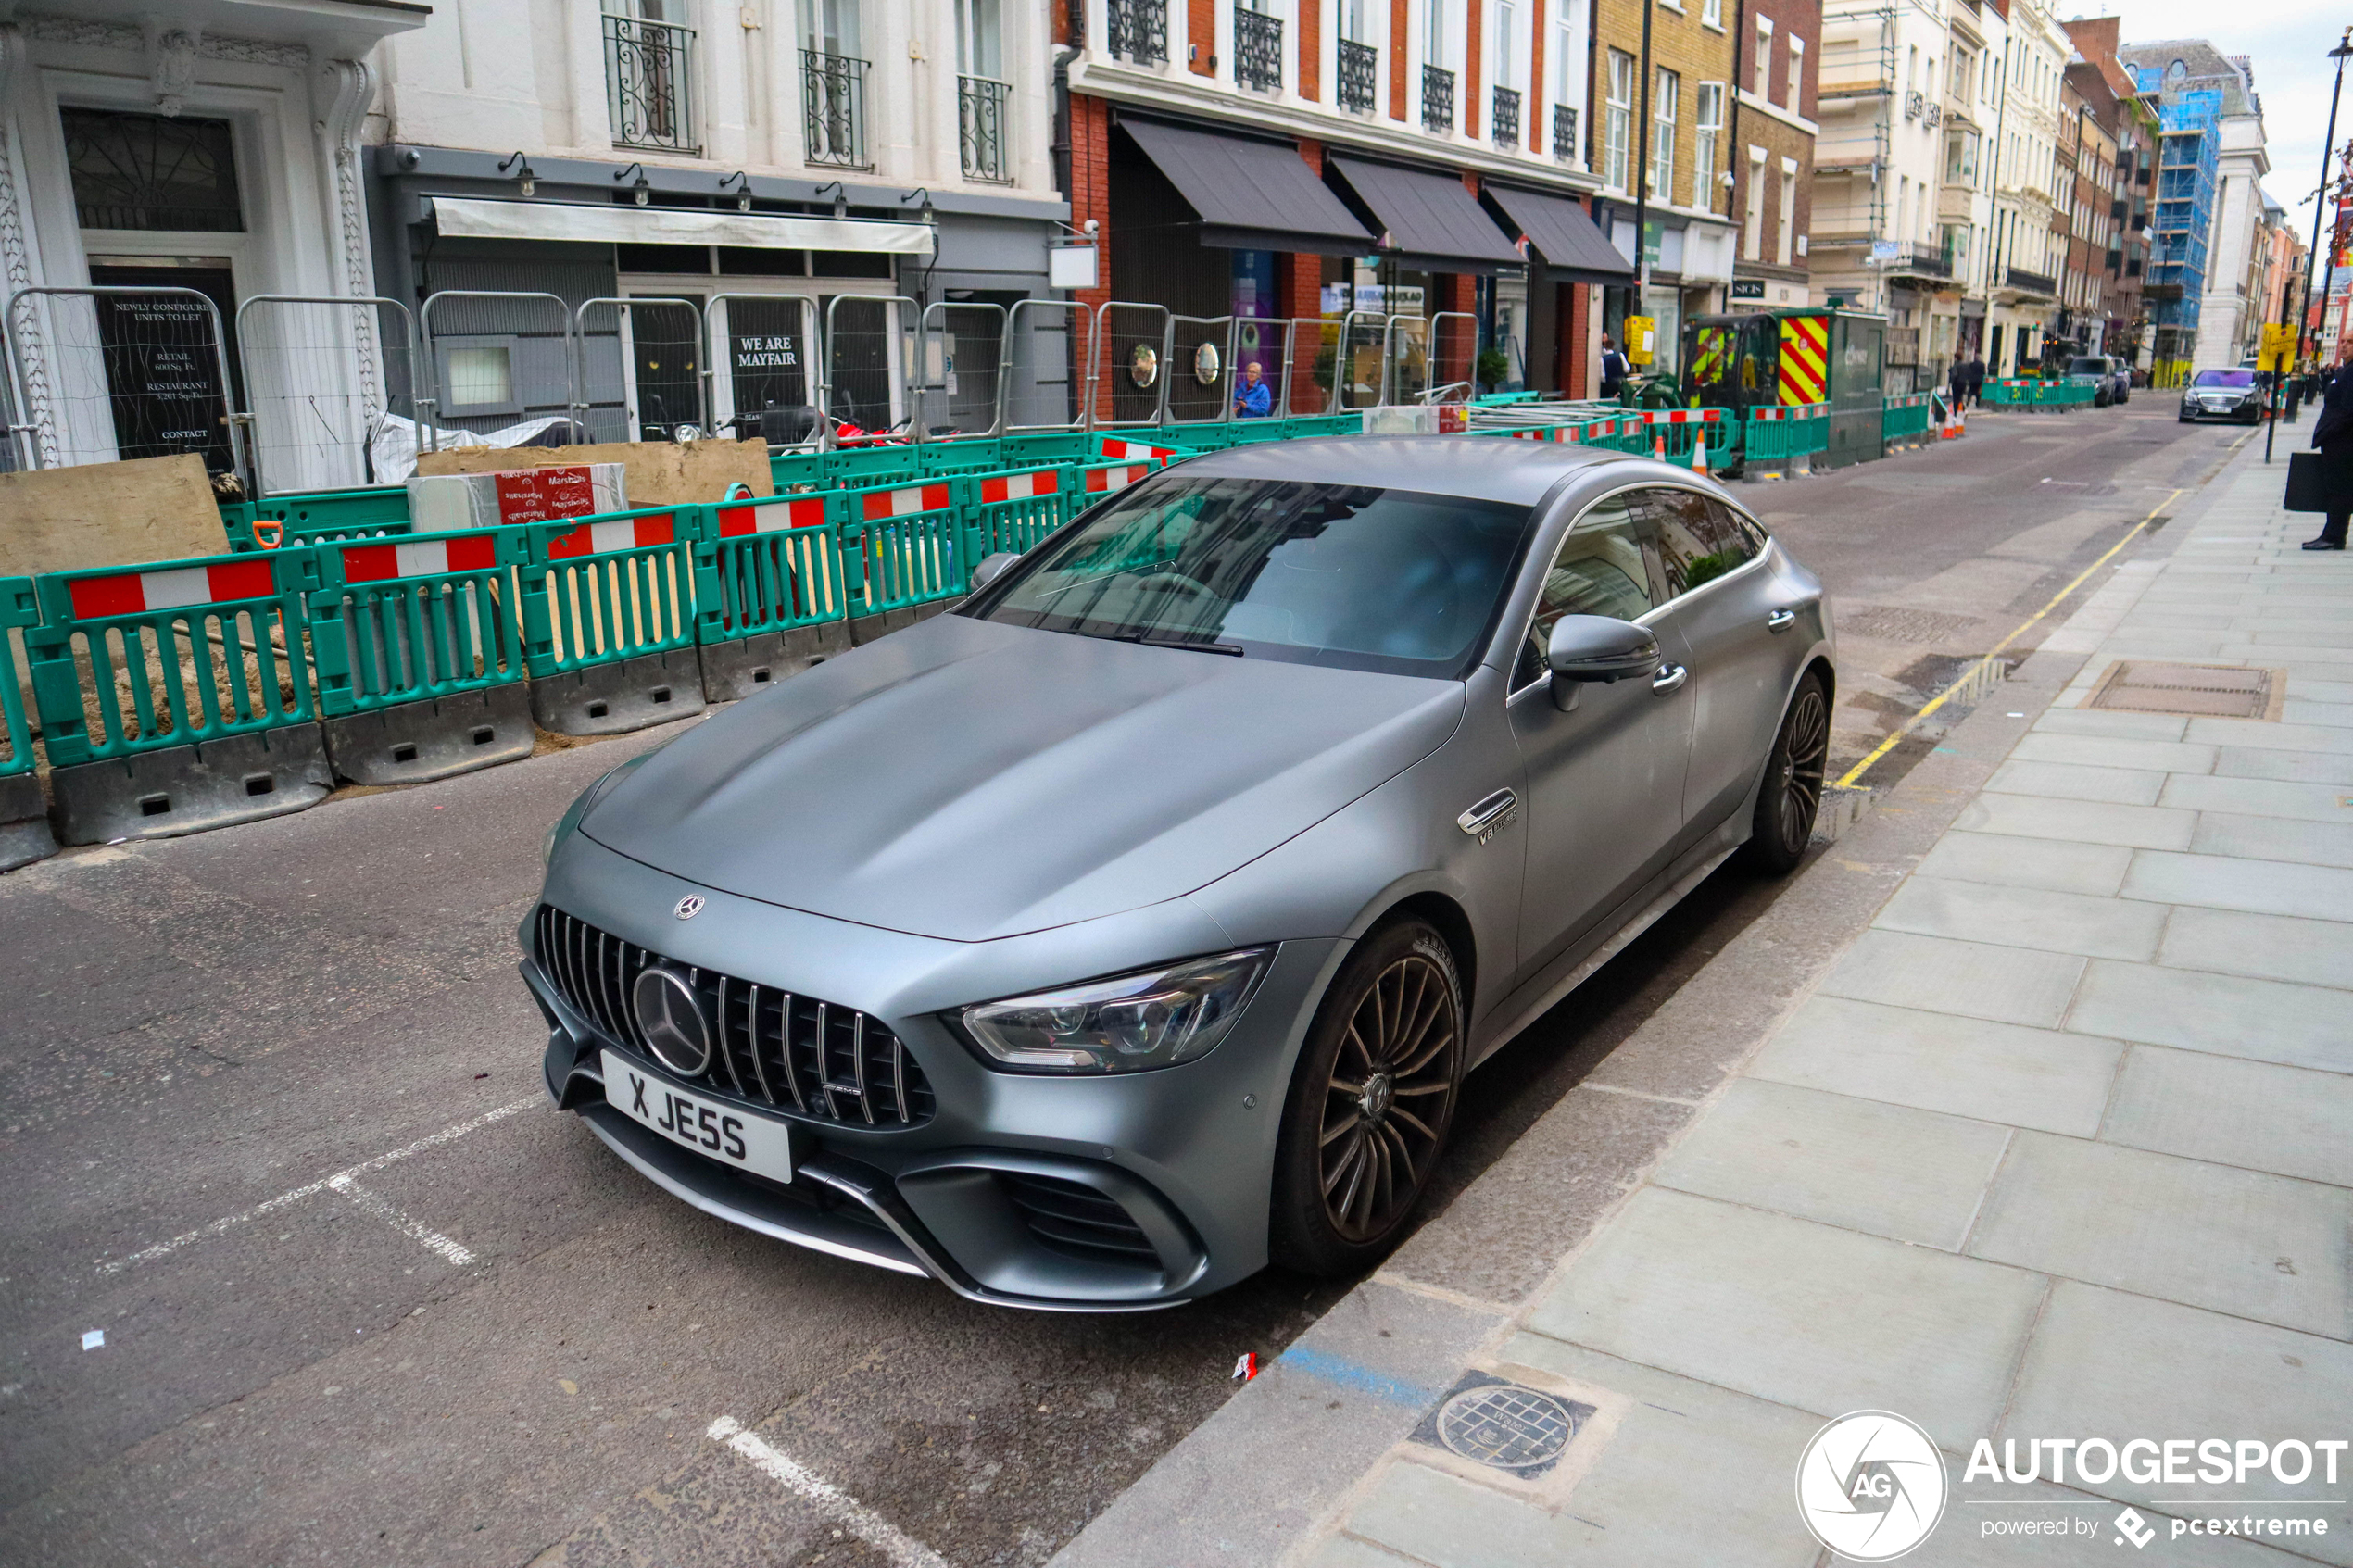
(2180, 369, 2264, 424)
(2065, 356, 2126, 408)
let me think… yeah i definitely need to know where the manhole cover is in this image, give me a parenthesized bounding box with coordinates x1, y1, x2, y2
(1840, 605, 1985, 646)
(1409, 1371, 1594, 1478)
(2085, 660, 2284, 720)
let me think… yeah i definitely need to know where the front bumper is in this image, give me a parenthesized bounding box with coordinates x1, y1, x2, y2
(522, 836, 1341, 1311)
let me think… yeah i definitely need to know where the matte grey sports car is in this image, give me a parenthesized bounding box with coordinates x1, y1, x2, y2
(525, 437, 1834, 1311)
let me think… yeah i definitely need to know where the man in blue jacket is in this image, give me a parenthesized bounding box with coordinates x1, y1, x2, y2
(1234, 360, 1273, 419)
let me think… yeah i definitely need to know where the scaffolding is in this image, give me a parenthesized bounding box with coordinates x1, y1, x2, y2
(2145, 78, 2221, 383)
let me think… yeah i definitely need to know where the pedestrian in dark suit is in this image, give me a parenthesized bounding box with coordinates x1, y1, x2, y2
(2303, 366, 2353, 550)
(1947, 352, 1969, 412)
(1964, 355, 1986, 408)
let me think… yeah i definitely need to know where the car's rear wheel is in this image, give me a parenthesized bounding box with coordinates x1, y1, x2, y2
(1745, 671, 1830, 875)
(1269, 921, 1463, 1277)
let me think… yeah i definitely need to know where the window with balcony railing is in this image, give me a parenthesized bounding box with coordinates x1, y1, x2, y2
(802, 48, 871, 169)
(959, 75, 1011, 182)
(1236, 6, 1282, 91)
(604, 10, 699, 154)
(1338, 38, 1378, 111)
(1108, 0, 1168, 65)
(1491, 86, 1522, 148)
(1424, 63, 1455, 133)
(1553, 103, 1578, 164)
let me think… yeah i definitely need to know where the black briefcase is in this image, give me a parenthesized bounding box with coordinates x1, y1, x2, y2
(2286, 451, 2331, 513)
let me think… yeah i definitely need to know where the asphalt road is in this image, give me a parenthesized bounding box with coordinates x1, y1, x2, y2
(0, 403, 2258, 1567)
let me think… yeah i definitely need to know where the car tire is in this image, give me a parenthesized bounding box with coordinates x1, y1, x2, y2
(1268, 920, 1465, 1279)
(1743, 671, 1831, 876)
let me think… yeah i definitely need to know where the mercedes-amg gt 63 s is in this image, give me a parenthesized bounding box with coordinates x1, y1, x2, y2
(525, 437, 1834, 1311)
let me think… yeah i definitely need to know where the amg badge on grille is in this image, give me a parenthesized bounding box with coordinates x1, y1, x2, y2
(673, 895, 704, 920)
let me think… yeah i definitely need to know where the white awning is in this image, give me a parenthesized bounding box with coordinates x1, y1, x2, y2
(426, 196, 937, 256)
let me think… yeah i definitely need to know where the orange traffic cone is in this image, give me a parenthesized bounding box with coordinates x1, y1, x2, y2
(1653, 432, 1667, 460)
(1691, 433, 1709, 474)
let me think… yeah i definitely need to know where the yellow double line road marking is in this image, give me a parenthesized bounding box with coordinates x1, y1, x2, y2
(1833, 485, 2185, 789)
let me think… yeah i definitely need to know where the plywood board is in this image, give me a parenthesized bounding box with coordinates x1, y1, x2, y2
(413, 438, 774, 504)
(0, 454, 229, 575)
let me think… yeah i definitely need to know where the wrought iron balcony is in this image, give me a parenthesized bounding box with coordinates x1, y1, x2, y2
(604, 13, 699, 155)
(802, 49, 870, 170)
(1882, 247, 1952, 280)
(1235, 6, 1282, 91)
(959, 75, 1012, 183)
(1338, 39, 1378, 112)
(1491, 85, 1521, 148)
(2004, 266, 2057, 297)
(1904, 89, 1924, 119)
(1108, 0, 1168, 65)
(1423, 63, 1455, 134)
(1553, 103, 1579, 163)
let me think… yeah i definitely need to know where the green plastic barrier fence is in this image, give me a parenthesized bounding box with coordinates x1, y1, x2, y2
(1980, 380, 2035, 409)
(842, 478, 964, 616)
(1881, 393, 1935, 446)
(1633, 408, 1730, 464)
(963, 465, 1074, 560)
(518, 505, 700, 669)
(306, 526, 527, 719)
(696, 489, 854, 696)
(1, 575, 36, 778)
(1742, 404, 1832, 467)
(222, 485, 415, 552)
(917, 438, 1013, 478)
(28, 547, 321, 765)
(999, 432, 1097, 467)
(770, 447, 826, 491)
(823, 442, 926, 490)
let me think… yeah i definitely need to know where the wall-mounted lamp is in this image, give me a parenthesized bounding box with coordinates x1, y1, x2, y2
(900, 187, 936, 228)
(614, 162, 651, 206)
(497, 150, 536, 198)
(815, 180, 849, 220)
(720, 170, 752, 212)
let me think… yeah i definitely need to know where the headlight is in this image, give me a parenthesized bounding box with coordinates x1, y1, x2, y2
(951, 948, 1274, 1073)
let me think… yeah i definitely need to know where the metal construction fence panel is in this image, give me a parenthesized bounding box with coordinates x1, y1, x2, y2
(698, 492, 852, 643)
(306, 527, 528, 718)
(1, 575, 36, 776)
(918, 300, 1009, 440)
(6, 285, 252, 491)
(27, 547, 319, 765)
(844, 481, 962, 615)
(233, 295, 421, 496)
(516, 507, 698, 679)
(574, 296, 706, 443)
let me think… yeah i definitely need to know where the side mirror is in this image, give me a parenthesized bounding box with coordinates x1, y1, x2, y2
(1549, 614, 1659, 681)
(969, 551, 1019, 592)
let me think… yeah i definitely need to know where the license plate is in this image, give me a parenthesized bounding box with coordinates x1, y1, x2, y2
(602, 1050, 793, 1182)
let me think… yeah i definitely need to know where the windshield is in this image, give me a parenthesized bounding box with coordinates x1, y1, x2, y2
(2069, 358, 2109, 375)
(2192, 370, 2256, 388)
(964, 477, 1535, 678)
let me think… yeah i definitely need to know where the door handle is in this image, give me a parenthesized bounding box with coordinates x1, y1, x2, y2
(1767, 608, 1797, 633)
(1456, 788, 1519, 837)
(1651, 663, 1690, 694)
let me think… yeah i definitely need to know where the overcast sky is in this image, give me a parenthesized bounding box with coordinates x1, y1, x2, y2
(2071, 0, 2347, 255)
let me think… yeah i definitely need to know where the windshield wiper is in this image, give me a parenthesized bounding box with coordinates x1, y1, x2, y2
(1123, 630, 1245, 656)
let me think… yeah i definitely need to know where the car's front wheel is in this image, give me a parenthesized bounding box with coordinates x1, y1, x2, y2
(1269, 921, 1464, 1277)
(1744, 671, 1830, 875)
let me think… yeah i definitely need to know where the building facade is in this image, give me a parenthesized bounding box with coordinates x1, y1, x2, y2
(1981, 0, 2067, 378)
(2064, 17, 2155, 370)
(1727, 0, 1819, 315)
(1059, 0, 1629, 408)
(2116, 40, 2268, 377)
(2055, 64, 2117, 355)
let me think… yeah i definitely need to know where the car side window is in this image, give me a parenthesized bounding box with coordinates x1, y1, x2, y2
(1637, 487, 1762, 601)
(1512, 495, 1657, 692)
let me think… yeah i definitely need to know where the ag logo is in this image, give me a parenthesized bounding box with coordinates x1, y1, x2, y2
(1795, 1411, 1947, 1561)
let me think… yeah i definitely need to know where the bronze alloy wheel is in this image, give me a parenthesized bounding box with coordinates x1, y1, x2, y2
(1774, 683, 1830, 856)
(1317, 948, 1461, 1243)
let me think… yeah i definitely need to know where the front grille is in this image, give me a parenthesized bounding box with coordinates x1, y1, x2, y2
(997, 1173, 1159, 1267)
(535, 904, 934, 1128)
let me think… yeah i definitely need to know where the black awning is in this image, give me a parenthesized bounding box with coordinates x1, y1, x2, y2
(1326, 157, 1526, 274)
(1118, 118, 1376, 256)
(1485, 185, 1635, 285)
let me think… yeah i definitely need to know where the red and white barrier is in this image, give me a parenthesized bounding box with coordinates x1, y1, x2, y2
(545, 514, 676, 558)
(340, 533, 502, 583)
(717, 496, 828, 537)
(860, 483, 953, 521)
(978, 469, 1061, 503)
(1085, 463, 1152, 493)
(67, 559, 276, 619)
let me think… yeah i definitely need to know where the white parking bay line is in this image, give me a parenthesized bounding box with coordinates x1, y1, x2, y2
(706, 1416, 953, 1568)
(326, 1174, 477, 1267)
(97, 1097, 538, 1274)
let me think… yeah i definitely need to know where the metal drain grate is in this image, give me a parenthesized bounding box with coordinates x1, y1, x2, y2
(1839, 605, 1985, 646)
(1409, 1371, 1595, 1480)
(2085, 661, 2284, 720)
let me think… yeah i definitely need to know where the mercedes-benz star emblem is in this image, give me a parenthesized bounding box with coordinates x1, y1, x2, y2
(632, 968, 712, 1077)
(673, 895, 704, 920)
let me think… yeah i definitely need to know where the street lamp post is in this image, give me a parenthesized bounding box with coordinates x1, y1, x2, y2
(2274, 28, 2353, 463)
